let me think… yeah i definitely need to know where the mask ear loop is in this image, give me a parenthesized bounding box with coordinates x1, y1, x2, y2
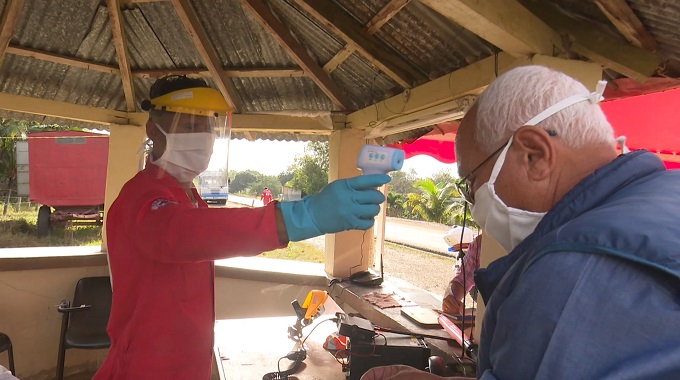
(487, 136, 514, 187)
(524, 80, 607, 127)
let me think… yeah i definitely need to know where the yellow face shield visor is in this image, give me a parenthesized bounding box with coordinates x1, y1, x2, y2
(141, 87, 232, 117)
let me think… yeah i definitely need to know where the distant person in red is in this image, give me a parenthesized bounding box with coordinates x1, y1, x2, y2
(260, 187, 273, 205)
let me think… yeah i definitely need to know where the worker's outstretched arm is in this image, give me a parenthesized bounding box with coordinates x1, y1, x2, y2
(277, 174, 390, 241)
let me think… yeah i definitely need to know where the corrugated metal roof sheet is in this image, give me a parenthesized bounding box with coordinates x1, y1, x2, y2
(0, 0, 676, 143)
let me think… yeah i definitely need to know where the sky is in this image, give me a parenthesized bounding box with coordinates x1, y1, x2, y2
(209, 138, 458, 178)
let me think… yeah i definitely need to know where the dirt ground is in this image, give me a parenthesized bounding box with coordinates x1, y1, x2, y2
(304, 236, 459, 300)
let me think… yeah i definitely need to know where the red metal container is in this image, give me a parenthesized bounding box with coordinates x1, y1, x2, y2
(28, 131, 109, 207)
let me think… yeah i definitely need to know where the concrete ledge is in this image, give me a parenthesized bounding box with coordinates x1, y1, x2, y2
(0, 246, 107, 271)
(215, 256, 329, 287)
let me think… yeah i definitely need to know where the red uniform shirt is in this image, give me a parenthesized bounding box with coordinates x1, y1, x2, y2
(261, 189, 273, 205)
(94, 163, 285, 379)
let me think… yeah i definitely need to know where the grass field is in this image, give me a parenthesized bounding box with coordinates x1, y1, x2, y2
(0, 208, 102, 248)
(260, 241, 324, 263)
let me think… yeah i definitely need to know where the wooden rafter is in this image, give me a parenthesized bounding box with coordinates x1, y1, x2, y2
(521, 0, 660, 82)
(324, 0, 409, 75)
(171, 0, 242, 112)
(420, 0, 558, 57)
(5, 44, 306, 79)
(134, 68, 305, 78)
(6, 45, 120, 74)
(0, 0, 25, 66)
(293, 0, 422, 89)
(241, 0, 352, 110)
(0, 90, 336, 133)
(322, 45, 355, 74)
(593, 0, 657, 52)
(107, 0, 136, 112)
(365, 0, 411, 35)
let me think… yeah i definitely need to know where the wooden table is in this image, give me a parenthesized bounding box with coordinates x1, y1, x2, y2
(214, 301, 346, 380)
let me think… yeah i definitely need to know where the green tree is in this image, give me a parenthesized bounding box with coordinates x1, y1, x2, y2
(403, 179, 460, 224)
(288, 142, 329, 196)
(388, 169, 417, 195)
(249, 175, 284, 198)
(386, 191, 405, 217)
(430, 169, 456, 188)
(0, 118, 29, 214)
(278, 171, 294, 187)
(230, 170, 259, 193)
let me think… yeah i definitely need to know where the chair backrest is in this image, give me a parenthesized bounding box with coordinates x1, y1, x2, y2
(67, 276, 112, 338)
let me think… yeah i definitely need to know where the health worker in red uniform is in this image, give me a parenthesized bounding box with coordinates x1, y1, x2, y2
(94, 75, 390, 379)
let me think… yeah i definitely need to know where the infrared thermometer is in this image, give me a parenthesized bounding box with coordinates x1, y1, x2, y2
(356, 145, 404, 175)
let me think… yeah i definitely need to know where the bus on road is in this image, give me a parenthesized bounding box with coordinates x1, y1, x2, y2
(197, 171, 229, 205)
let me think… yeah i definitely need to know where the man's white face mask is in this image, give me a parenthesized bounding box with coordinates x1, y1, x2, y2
(151, 123, 216, 183)
(470, 136, 546, 253)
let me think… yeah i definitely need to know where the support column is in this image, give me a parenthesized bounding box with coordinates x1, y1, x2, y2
(101, 124, 147, 251)
(325, 128, 371, 278)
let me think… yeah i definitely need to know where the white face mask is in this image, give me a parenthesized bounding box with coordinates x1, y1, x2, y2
(151, 123, 215, 183)
(471, 136, 546, 253)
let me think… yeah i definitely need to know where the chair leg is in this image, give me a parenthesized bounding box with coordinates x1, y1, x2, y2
(57, 312, 69, 380)
(7, 342, 15, 376)
(56, 345, 65, 380)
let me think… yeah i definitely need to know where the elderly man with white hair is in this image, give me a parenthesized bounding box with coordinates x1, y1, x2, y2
(362, 65, 680, 380)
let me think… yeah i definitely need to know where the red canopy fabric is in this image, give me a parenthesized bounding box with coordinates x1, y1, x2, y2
(600, 87, 680, 169)
(388, 122, 458, 163)
(390, 88, 680, 170)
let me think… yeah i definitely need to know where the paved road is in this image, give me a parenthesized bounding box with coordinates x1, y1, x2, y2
(226, 194, 453, 254)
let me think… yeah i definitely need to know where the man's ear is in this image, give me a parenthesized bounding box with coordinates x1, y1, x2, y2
(513, 126, 554, 181)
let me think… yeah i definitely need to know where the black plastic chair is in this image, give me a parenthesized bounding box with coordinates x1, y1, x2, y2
(0, 332, 15, 375)
(56, 276, 112, 380)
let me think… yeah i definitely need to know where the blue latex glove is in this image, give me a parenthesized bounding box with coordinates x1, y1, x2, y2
(277, 174, 390, 241)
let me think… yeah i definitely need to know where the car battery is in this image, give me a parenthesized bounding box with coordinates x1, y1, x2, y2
(346, 332, 430, 380)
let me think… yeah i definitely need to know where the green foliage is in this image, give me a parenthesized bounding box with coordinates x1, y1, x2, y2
(287, 142, 329, 196)
(388, 169, 417, 195)
(278, 171, 294, 187)
(386, 191, 405, 217)
(229, 170, 259, 193)
(403, 179, 461, 224)
(430, 169, 456, 188)
(249, 175, 284, 198)
(0, 118, 29, 195)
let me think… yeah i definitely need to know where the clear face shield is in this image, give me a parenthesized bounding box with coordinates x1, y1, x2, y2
(140, 87, 233, 188)
(160, 111, 232, 187)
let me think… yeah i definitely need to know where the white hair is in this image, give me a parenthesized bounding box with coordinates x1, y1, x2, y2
(475, 65, 615, 153)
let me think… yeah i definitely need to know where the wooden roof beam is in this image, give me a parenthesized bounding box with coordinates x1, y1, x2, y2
(241, 0, 352, 110)
(365, 0, 411, 35)
(294, 0, 422, 89)
(324, 0, 410, 75)
(346, 52, 518, 131)
(6, 45, 120, 74)
(593, 0, 657, 52)
(133, 67, 305, 78)
(0, 90, 337, 133)
(4, 46, 305, 79)
(419, 0, 558, 57)
(171, 0, 242, 112)
(522, 0, 660, 81)
(107, 0, 136, 112)
(0, 0, 25, 66)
